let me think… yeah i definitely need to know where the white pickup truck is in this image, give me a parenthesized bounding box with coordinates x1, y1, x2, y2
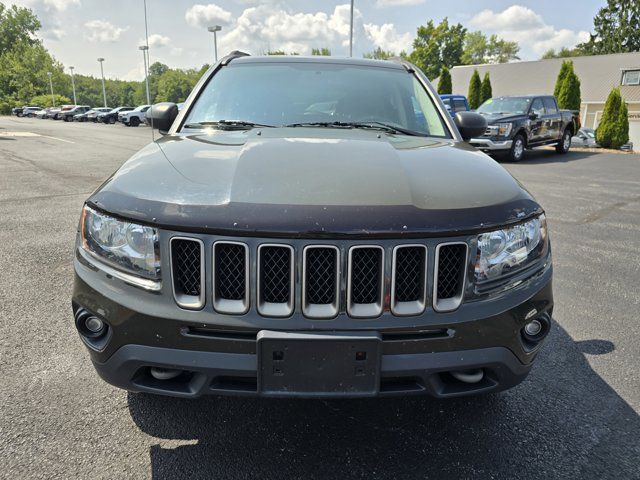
(119, 105, 150, 127)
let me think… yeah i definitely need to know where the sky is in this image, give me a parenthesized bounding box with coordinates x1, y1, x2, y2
(8, 0, 605, 80)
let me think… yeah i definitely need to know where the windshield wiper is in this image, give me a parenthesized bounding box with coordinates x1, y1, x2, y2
(285, 121, 424, 136)
(183, 120, 275, 130)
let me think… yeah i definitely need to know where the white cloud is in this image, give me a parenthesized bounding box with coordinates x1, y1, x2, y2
(376, 0, 425, 7)
(185, 3, 233, 28)
(469, 5, 590, 56)
(84, 20, 128, 42)
(364, 23, 413, 54)
(146, 34, 171, 48)
(11, 0, 80, 11)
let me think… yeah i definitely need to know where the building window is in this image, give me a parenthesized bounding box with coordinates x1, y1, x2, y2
(622, 70, 640, 86)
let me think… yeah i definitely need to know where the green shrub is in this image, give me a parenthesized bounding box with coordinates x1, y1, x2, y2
(596, 88, 629, 149)
(467, 69, 481, 110)
(553, 61, 571, 99)
(30, 93, 71, 108)
(437, 66, 452, 94)
(480, 72, 492, 104)
(558, 70, 581, 110)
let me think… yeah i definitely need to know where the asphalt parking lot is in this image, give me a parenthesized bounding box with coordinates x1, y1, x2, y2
(0, 116, 638, 479)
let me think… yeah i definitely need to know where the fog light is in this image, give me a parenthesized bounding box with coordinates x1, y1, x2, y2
(85, 316, 104, 333)
(524, 319, 542, 336)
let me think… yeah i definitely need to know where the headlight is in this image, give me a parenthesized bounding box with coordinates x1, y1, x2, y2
(80, 206, 160, 281)
(474, 214, 548, 287)
(497, 123, 513, 137)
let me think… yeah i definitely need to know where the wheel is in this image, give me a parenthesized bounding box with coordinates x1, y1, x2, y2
(16, 112, 22, 117)
(508, 134, 526, 162)
(108, 117, 116, 124)
(130, 117, 140, 127)
(556, 128, 571, 154)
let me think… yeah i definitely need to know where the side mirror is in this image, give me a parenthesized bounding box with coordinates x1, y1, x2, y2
(528, 112, 538, 120)
(146, 102, 178, 133)
(454, 111, 487, 141)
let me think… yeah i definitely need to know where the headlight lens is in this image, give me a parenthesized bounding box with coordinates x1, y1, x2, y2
(497, 123, 513, 137)
(80, 206, 160, 280)
(475, 214, 548, 285)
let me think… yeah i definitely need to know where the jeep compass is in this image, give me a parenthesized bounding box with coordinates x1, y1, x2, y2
(72, 53, 553, 398)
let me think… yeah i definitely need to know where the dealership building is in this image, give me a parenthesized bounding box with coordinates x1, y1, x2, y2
(450, 52, 640, 148)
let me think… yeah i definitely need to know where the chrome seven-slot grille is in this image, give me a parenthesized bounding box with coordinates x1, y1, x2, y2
(170, 237, 468, 318)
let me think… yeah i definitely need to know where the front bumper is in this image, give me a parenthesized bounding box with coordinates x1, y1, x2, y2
(73, 252, 553, 398)
(469, 138, 513, 151)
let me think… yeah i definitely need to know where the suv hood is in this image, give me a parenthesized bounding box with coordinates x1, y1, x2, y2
(89, 128, 540, 237)
(478, 113, 526, 124)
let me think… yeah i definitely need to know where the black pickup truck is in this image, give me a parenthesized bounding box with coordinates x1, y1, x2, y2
(470, 95, 577, 161)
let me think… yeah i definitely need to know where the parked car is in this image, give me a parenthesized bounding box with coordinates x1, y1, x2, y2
(439, 94, 470, 117)
(60, 105, 91, 122)
(119, 105, 150, 127)
(73, 54, 553, 400)
(12, 106, 24, 116)
(571, 128, 598, 147)
(471, 95, 577, 161)
(51, 105, 75, 120)
(98, 106, 133, 124)
(34, 108, 51, 119)
(12, 106, 40, 117)
(85, 107, 111, 122)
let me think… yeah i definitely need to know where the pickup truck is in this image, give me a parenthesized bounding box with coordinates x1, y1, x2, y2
(439, 94, 470, 117)
(470, 95, 577, 161)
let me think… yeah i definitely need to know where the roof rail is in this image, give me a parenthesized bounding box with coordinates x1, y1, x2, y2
(388, 57, 415, 73)
(220, 51, 250, 66)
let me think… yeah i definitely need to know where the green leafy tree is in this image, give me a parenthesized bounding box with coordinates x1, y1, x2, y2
(437, 66, 452, 94)
(462, 31, 520, 65)
(596, 88, 629, 148)
(541, 47, 581, 59)
(553, 61, 571, 99)
(577, 0, 640, 54)
(30, 93, 71, 108)
(0, 4, 41, 55)
(156, 69, 197, 103)
(467, 69, 481, 110)
(480, 72, 492, 104)
(557, 69, 581, 110)
(408, 18, 466, 80)
(363, 47, 395, 60)
(311, 48, 331, 56)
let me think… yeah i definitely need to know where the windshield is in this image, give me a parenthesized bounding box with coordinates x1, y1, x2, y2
(477, 97, 532, 115)
(184, 62, 450, 138)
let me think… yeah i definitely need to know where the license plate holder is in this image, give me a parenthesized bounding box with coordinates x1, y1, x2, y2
(257, 331, 381, 397)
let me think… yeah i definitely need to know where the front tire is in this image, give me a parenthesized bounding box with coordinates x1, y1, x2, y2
(508, 134, 526, 162)
(556, 128, 571, 154)
(129, 117, 140, 127)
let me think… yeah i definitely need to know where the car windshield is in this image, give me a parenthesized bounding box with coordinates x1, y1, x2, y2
(477, 97, 532, 115)
(183, 62, 450, 138)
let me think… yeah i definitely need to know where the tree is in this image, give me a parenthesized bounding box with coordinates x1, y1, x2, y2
(577, 0, 640, 54)
(553, 61, 571, 99)
(468, 69, 481, 109)
(311, 48, 331, 56)
(30, 93, 71, 108)
(437, 66, 452, 94)
(0, 4, 41, 56)
(480, 72, 492, 104)
(462, 31, 520, 65)
(363, 47, 395, 60)
(596, 88, 628, 148)
(557, 69, 581, 110)
(408, 18, 466, 80)
(541, 47, 581, 59)
(156, 69, 197, 103)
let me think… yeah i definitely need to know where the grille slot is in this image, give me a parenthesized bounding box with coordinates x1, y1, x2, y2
(391, 245, 427, 316)
(433, 242, 468, 312)
(213, 241, 249, 314)
(347, 246, 384, 318)
(258, 244, 294, 317)
(303, 246, 340, 319)
(170, 237, 204, 310)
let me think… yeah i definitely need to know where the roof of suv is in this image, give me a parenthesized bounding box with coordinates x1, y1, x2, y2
(231, 55, 407, 70)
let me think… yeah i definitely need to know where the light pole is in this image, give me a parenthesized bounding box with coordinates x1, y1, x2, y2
(208, 25, 222, 62)
(97, 57, 107, 108)
(349, 0, 354, 57)
(139, 45, 151, 105)
(47, 72, 55, 107)
(69, 66, 77, 105)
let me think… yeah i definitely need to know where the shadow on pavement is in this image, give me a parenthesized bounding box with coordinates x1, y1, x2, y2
(493, 149, 602, 165)
(128, 322, 639, 479)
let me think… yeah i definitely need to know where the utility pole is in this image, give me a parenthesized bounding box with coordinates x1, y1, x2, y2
(97, 58, 107, 108)
(139, 46, 151, 104)
(208, 25, 222, 62)
(69, 66, 77, 105)
(47, 72, 55, 107)
(349, 0, 354, 57)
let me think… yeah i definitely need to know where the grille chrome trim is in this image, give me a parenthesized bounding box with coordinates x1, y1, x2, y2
(169, 236, 205, 310)
(257, 244, 295, 318)
(302, 245, 340, 319)
(212, 241, 250, 315)
(347, 245, 384, 319)
(391, 244, 427, 316)
(433, 242, 468, 313)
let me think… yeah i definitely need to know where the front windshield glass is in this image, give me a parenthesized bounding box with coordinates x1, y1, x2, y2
(477, 97, 532, 115)
(184, 62, 450, 137)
